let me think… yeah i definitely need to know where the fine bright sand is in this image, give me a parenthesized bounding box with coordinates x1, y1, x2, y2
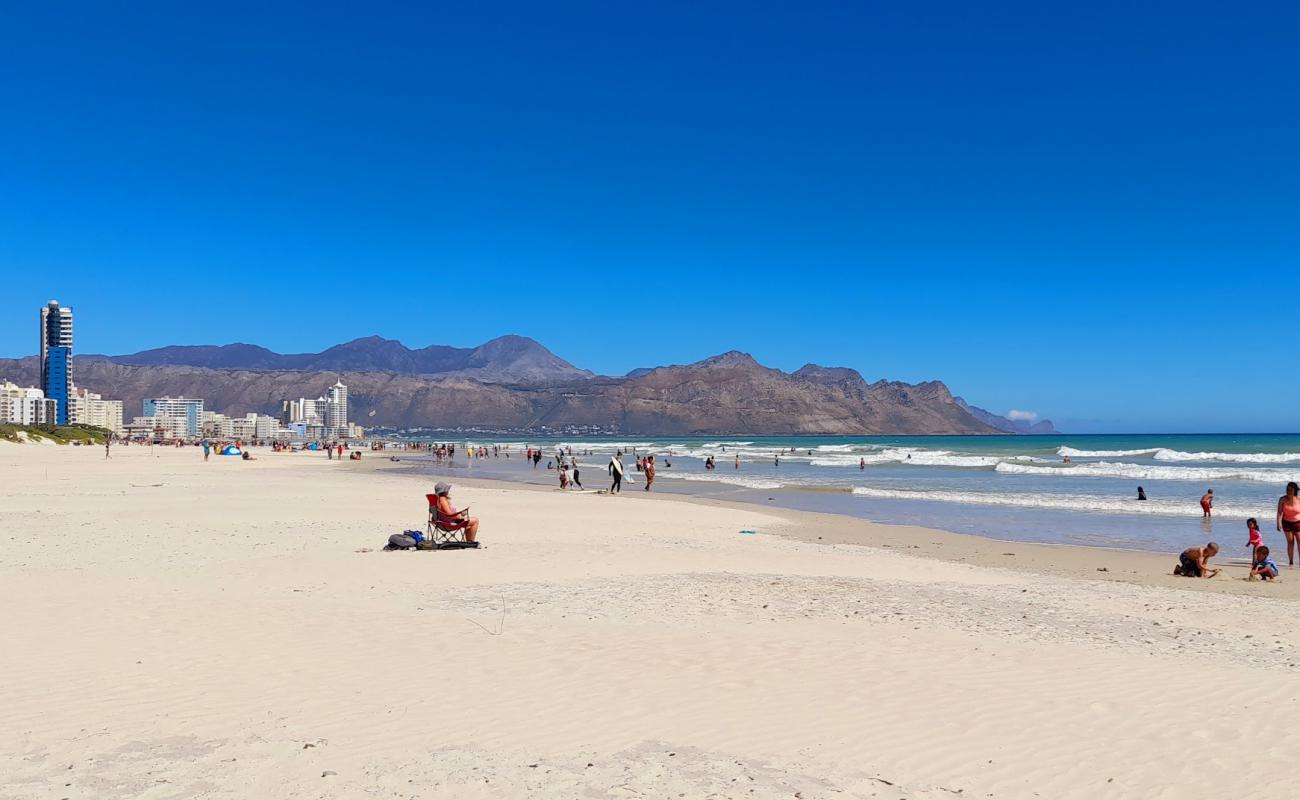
(3, 444, 1300, 799)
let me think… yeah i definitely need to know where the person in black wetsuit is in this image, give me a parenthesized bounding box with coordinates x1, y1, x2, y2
(1137, 486, 1147, 501)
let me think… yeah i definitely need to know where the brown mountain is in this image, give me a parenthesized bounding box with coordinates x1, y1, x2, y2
(0, 348, 998, 435)
(98, 335, 591, 385)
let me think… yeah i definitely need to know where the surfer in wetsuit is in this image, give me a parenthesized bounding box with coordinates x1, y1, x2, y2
(1138, 486, 1147, 501)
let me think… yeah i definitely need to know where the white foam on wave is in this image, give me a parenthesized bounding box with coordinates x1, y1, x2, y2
(1058, 445, 1300, 464)
(1152, 449, 1300, 464)
(1058, 446, 1161, 458)
(811, 448, 1038, 469)
(997, 461, 1299, 485)
(851, 486, 1253, 517)
(669, 471, 783, 490)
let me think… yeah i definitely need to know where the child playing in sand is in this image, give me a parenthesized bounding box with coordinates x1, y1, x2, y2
(1246, 518, 1264, 557)
(1174, 542, 1219, 578)
(1250, 545, 1279, 581)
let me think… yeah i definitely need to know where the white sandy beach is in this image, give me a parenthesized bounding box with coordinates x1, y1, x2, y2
(3, 443, 1300, 799)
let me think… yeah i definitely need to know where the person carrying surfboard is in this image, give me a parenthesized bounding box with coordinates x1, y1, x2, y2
(608, 452, 624, 494)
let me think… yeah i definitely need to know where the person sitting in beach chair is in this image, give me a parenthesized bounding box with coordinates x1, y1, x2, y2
(428, 482, 479, 544)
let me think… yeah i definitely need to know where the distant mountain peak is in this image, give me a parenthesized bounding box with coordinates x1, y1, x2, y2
(793, 364, 866, 386)
(954, 397, 1058, 434)
(692, 351, 761, 369)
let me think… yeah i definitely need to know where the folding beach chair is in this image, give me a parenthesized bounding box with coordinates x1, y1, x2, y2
(426, 493, 477, 548)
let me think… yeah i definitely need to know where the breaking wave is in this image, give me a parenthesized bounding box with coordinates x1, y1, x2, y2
(850, 486, 1252, 517)
(997, 461, 1299, 485)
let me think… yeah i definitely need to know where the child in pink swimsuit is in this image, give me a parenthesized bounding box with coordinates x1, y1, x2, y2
(1246, 518, 1264, 557)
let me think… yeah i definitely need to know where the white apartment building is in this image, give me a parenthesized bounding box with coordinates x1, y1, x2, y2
(326, 380, 348, 437)
(201, 411, 234, 439)
(226, 413, 288, 441)
(142, 397, 205, 438)
(69, 388, 125, 434)
(282, 397, 328, 425)
(0, 381, 57, 425)
(281, 380, 351, 439)
(125, 415, 190, 440)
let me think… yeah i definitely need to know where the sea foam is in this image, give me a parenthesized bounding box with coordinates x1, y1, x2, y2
(997, 461, 1299, 485)
(851, 486, 1252, 517)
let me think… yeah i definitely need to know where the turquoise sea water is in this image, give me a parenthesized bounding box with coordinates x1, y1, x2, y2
(412, 434, 1300, 555)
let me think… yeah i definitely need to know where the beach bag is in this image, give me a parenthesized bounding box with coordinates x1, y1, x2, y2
(388, 533, 417, 549)
(416, 539, 437, 550)
(408, 530, 425, 544)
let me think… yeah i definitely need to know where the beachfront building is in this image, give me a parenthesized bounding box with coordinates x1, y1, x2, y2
(326, 380, 348, 438)
(281, 380, 350, 439)
(143, 397, 205, 438)
(201, 411, 234, 439)
(125, 414, 190, 440)
(0, 381, 58, 425)
(226, 413, 288, 441)
(38, 300, 74, 424)
(69, 388, 125, 435)
(281, 397, 328, 426)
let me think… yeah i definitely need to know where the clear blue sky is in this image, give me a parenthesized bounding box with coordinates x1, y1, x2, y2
(2, 2, 1296, 433)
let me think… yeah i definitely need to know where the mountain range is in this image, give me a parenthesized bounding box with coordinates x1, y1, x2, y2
(97, 335, 591, 385)
(0, 335, 1054, 435)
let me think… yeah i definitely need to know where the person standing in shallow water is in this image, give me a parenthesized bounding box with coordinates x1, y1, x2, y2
(1200, 489, 1214, 518)
(644, 455, 656, 491)
(1277, 482, 1300, 565)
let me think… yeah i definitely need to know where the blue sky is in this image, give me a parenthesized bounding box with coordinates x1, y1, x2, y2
(1, 2, 1297, 433)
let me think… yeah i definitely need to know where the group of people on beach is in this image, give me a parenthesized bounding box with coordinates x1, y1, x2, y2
(603, 450, 657, 493)
(1176, 481, 1300, 581)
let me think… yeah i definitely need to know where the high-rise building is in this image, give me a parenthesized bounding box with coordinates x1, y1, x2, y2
(282, 396, 328, 425)
(142, 397, 205, 438)
(39, 300, 74, 424)
(325, 380, 348, 436)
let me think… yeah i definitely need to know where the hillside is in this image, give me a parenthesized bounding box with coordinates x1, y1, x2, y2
(0, 350, 998, 435)
(99, 335, 591, 385)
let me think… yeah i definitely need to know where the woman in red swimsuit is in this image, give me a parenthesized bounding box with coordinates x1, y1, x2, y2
(1277, 482, 1300, 566)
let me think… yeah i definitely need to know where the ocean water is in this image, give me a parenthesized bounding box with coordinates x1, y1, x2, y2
(409, 434, 1300, 555)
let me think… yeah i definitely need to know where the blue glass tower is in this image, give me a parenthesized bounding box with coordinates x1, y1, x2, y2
(39, 300, 74, 425)
(46, 346, 71, 424)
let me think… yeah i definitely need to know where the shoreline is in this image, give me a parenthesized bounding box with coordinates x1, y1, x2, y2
(381, 458, 1300, 600)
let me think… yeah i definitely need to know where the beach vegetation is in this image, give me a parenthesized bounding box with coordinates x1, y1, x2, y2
(0, 423, 112, 445)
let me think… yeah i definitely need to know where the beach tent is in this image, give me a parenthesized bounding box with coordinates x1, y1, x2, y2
(221, 445, 242, 456)
(306, 443, 319, 451)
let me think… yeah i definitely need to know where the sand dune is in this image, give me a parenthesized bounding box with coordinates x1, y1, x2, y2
(2, 444, 1298, 798)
